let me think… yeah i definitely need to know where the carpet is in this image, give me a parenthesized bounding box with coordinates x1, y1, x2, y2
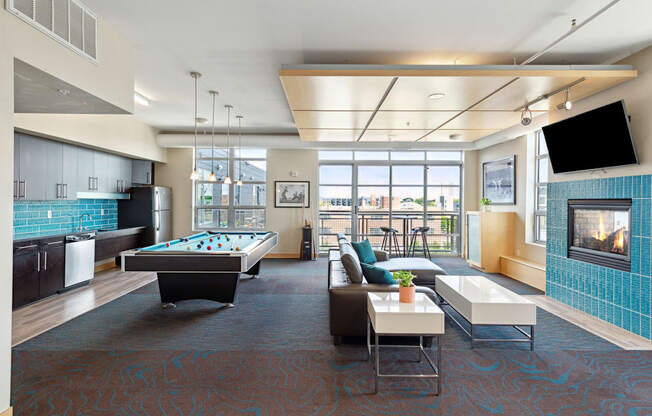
(11, 257, 652, 415)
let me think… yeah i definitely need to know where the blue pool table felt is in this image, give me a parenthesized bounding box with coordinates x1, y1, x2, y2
(139, 232, 268, 253)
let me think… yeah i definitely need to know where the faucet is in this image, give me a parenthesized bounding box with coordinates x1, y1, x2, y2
(79, 213, 92, 232)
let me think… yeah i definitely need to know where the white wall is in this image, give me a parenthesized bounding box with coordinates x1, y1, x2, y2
(548, 46, 652, 182)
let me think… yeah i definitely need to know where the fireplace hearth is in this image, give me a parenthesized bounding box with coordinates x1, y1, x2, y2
(568, 199, 631, 271)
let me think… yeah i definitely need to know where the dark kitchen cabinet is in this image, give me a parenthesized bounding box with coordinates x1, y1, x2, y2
(95, 232, 143, 262)
(39, 242, 66, 298)
(12, 245, 41, 308)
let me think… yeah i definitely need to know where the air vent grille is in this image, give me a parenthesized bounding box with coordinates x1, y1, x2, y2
(7, 0, 98, 62)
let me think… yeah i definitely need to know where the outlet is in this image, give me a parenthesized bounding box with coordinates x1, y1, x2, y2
(47, 210, 52, 219)
(101, 209, 105, 216)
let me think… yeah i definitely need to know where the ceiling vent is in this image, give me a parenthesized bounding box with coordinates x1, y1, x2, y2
(7, 0, 98, 61)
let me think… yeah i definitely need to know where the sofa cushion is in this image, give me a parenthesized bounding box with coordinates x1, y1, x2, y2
(351, 239, 377, 264)
(360, 263, 394, 284)
(339, 242, 364, 284)
(373, 258, 446, 284)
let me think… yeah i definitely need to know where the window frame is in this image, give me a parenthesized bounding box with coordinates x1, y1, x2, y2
(534, 130, 548, 244)
(193, 148, 267, 230)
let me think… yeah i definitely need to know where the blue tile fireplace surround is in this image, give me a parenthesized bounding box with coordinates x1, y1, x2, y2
(547, 175, 652, 340)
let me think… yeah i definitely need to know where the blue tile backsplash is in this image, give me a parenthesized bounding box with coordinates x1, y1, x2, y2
(13, 199, 118, 240)
(547, 175, 652, 341)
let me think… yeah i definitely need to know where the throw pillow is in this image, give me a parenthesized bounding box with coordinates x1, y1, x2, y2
(360, 263, 394, 285)
(351, 239, 377, 264)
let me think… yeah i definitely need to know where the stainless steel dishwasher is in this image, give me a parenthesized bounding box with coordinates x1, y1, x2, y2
(65, 232, 96, 288)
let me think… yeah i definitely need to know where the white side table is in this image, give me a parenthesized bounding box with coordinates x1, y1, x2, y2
(366, 292, 445, 395)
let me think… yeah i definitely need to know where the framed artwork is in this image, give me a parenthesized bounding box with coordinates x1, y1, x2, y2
(483, 156, 516, 205)
(275, 181, 310, 208)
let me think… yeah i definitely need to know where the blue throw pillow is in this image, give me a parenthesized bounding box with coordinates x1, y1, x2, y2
(351, 239, 377, 264)
(361, 263, 394, 285)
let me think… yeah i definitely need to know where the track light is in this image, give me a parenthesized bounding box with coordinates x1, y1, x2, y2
(521, 106, 532, 126)
(564, 88, 572, 110)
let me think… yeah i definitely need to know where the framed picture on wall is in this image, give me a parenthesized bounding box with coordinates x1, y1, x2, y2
(483, 156, 516, 205)
(275, 181, 310, 208)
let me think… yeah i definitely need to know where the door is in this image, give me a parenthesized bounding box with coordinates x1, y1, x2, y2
(18, 134, 48, 200)
(132, 159, 152, 184)
(467, 213, 481, 265)
(93, 151, 109, 192)
(152, 210, 172, 243)
(77, 147, 95, 191)
(44, 140, 63, 200)
(13, 247, 40, 308)
(39, 242, 65, 298)
(62, 144, 78, 199)
(120, 156, 132, 191)
(153, 187, 172, 211)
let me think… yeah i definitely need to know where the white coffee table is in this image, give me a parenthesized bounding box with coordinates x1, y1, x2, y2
(435, 275, 536, 349)
(366, 292, 445, 395)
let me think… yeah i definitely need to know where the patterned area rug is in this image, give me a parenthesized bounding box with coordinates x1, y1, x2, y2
(11, 257, 652, 415)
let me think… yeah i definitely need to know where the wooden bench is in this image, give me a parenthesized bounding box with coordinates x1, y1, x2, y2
(500, 255, 545, 292)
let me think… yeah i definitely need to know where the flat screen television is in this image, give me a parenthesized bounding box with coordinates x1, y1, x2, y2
(542, 100, 637, 174)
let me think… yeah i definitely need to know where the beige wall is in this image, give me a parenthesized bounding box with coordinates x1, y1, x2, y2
(14, 114, 166, 162)
(474, 135, 546, 265)
(548, 46, 652, 182)
(155, 148, 194, 238)
(266, 149, 319, 255)
(0, 7, 138, 412)
(154, 148, 319, 256)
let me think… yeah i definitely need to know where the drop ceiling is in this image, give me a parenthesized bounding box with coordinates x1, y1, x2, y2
(280, 64, 636, 142)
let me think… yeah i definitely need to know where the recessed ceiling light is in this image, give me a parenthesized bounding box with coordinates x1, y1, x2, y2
(196, 117, 208, 124)
(449, 134, 461, 140)
(428, 92, 445, 100)
(134, 91, 150, 106)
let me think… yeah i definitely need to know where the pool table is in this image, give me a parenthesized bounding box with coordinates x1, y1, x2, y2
(121, 231, 278, 307)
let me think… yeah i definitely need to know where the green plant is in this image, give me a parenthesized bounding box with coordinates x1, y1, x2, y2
(392, 270, 416, 287)
(480, 198, 492, 207)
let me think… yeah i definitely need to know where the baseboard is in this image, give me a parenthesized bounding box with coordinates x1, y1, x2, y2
(94, 260, 117, 273)
(264, 253, 299, 259)
(1, 406, 13, 416)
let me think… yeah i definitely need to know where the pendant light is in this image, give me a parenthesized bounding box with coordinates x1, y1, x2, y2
(189, 72, 202, 180)
(236, 115, 243, 186)
(207, 90, 219, 182)
(564, 87, 572, 110)
(223, 104, 233, 184)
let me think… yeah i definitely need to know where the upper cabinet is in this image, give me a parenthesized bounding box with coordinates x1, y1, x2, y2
(132, 160, 152, 185)
(14, 133, 150, 200)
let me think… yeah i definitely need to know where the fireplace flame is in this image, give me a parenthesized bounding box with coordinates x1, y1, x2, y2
(592, 214, 607, 241)
(613, 228, 625, 253)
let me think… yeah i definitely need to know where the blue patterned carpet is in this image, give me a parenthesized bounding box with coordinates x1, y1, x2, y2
(11, 257, 652, 415)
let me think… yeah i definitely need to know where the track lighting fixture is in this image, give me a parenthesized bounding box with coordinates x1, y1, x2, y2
(521, 106, 532, 126)
(189, 71, 201, 181)
(564, 87, 572, 110)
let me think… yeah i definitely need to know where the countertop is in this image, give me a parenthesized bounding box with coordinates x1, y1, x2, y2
(13, 226, 146, 247)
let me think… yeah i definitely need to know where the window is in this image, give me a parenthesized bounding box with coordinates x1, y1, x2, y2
(534, 130, 548, 243)
(318, 150, 462, 254)
(194, 148, 266, 230)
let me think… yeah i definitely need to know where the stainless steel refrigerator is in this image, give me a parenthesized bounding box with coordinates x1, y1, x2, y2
(118, 186, 172, 246)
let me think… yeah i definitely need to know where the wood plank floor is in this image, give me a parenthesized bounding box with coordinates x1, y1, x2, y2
(524, 295, 652, 350)
(12, 268, 156, 347)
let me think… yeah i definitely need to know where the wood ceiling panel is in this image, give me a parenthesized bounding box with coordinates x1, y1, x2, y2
(359, 129, 430, 142)
(291, 111, 373, 129)
(298, 129, 359, 141)
(367, 111, 458, 130)
(422, 129, 499, 142)
(380, 76, 516, 111)
(280, 76, 394, 110)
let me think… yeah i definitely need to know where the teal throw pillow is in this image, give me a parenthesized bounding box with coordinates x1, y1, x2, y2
(360, 263, 394, 285)
(351, 239, 377, 264)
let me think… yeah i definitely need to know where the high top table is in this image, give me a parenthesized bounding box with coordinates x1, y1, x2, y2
(435, 275, 536, 349)
(366, 292, 445, 395)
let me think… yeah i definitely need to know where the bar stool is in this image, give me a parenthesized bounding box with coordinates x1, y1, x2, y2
(380, 226, 402, 257)
(408, 226, 431, 258)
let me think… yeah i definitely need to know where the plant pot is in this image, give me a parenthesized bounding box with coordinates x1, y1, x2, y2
(481, 205, 491, 212)
(399, 285, 416, 303)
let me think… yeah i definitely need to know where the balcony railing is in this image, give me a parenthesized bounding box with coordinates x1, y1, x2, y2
(319, 211, 460, 255)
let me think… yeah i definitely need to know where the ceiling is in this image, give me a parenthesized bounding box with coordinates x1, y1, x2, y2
(280, 65, 636, 142)
(81, 0, 652, 137)
(14, 59, 128, 114)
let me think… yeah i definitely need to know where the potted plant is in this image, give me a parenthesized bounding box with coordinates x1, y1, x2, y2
(393, 270, 416, 303)
(480, 198, 492, 212)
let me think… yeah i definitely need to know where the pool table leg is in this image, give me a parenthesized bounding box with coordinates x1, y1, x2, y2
(244, 260, 262, 279)
(157, 272, 240, 305)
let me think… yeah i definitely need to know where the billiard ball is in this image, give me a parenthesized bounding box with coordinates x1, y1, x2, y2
(239, 235, 242, 239)
(235, 246, 240, 251)
(200, 240, 204, 245)
(250, 235, 254, 239)
(197, 244, 201, 248)
(166, 242, 170, 247)
(187, 246, 191, 250)
(218, 243, 222, 247)
(209, 238, 213, 242)
(207, 246, 211, 250)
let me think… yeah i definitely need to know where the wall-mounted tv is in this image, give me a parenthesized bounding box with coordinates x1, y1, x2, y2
(542, 100, 637, 174)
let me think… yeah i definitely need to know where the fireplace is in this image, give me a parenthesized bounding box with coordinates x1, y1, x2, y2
(568, 199, 631, 271)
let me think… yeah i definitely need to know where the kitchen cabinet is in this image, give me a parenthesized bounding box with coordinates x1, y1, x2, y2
(39, 241, 65, 298)
(132, 159, 152, 185)
(44, 139, 63, 200)
(77, 147, 95, 192)
(93, 150, 109, 192)
(61, 144, 78, 199)
(15, 133, 48, 200)
(465, 211, 515, 273)
(119, 156, 132, 191)
(13, 238, 67, 309)
(12, 245, 40, 308)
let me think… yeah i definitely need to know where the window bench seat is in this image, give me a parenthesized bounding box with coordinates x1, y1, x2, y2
(499, 255, 546, 292)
